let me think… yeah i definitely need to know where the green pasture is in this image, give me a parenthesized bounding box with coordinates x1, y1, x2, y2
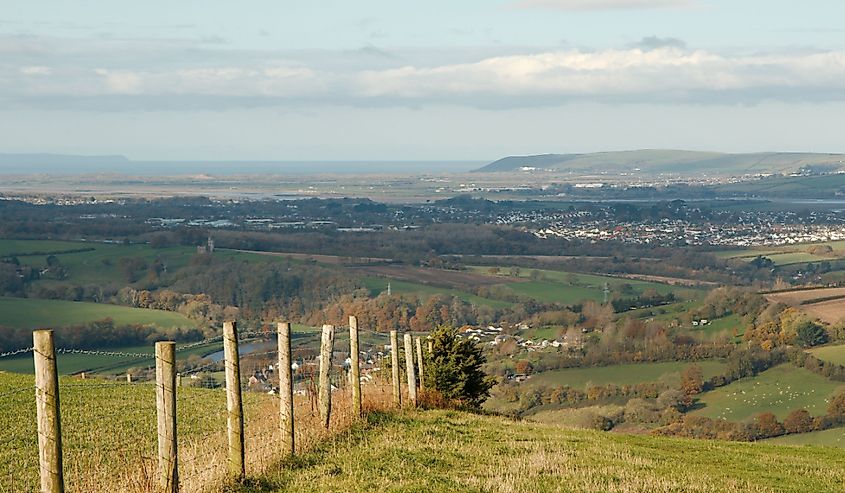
(693, 364, 844, 421)
(766, 427, 845, 448)
(361, 277, 511, 308)
(808, 344, 845, 366)
(526, 360, 727, 390)
(0, 296, 193, 329)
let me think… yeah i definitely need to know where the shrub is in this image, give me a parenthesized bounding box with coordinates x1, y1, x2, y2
(425, 326, 495, 409)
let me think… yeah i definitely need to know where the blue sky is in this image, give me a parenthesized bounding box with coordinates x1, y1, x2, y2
(2, 0, 845, 161)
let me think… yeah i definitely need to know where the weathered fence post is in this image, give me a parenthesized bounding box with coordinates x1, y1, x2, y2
(389, 330, 401, 407)
(277, 322, 294, 456)
(318, 324, 335, 429)
(155, 341, 177, 493)
(427, 339, 433, 354)
(33, 329, 64, 493)
(223, 321, 245, 481)
(349, 316, 362, 418)
(415, 337, 425, 392)
(404, 333, 417, 407)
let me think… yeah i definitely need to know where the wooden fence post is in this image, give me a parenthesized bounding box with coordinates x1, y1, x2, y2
(427, 339, 433, 354)
(415, 337, 425, 392)
(389, 330, 401, 407)
(404, 333, 417, 407)
(33, 329, 64, 493)
(277, 322, 294, 456)
(154, 341, 177, 493)
(349, 316, 362, 418)
(223, 321, 244, 481)
(318, 324, 335, 429)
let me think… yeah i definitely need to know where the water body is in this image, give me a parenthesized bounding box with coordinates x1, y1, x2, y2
(0, 157, 483, 175)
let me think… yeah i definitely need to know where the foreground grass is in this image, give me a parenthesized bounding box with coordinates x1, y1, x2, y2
(240, 409, 845, 493)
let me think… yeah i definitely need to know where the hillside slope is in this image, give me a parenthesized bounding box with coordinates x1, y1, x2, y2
(244, 410, 845, 493)
(476, 150, 845, 175)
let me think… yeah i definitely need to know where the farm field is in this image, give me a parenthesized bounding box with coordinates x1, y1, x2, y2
(766, 427, 845, 448)
(808, 344, 845, 366)
(686, 314, 744, 339)
(526, 360, 728, 390)
(765, 287, 845, 306)
(800, 298, 845, 325)
(0, 296, 193, 329)
(361, 277, 511, 308)
(693, 365, 844, 421)
(467, 265, 701, 306)
(244, 408, 845, 493)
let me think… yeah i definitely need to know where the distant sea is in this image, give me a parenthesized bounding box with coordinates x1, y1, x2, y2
(0, 159, 484, 175)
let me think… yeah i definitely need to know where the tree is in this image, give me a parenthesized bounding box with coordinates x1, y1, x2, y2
(827, 390, 845, 422)
(680, 364, 704, 395)
(754, 412, 784, 438)
(424, 326, 495, 409)
(783, 409, 813, 434)
(794, 321, 828, 348)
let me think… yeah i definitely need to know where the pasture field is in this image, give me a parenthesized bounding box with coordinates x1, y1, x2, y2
(0, 296, 193, 329)
(361, 277, 511, 308)
(766, 427, 845, 448)
(765, 287, 845, 305)
(693, 365, 844, 421)
(526, 360, 727, 390)
(244, 408, 845, 493)
(468, 265, 701, 306)
(808, 344, 845, 366)
(685, 314, 744, 340)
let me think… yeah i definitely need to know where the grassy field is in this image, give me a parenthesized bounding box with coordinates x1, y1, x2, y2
(526, 360, 728, 390)
(0, 296, 193, 329)
(808, 344, 845, 366)
(693, 364, 844, 421)
(766, 427, 845, 448)
(468, 266, 700, 306)
(361, 277, 511, 308)
(243, 409, 845, 493)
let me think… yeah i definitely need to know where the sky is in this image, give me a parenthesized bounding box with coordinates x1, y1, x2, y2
(2, 0, 845, 161)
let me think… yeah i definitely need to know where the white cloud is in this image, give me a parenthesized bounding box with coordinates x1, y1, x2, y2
(19, 66, 52, 76)
(4, 36, 845, 110)
(512, 0, 695, 11)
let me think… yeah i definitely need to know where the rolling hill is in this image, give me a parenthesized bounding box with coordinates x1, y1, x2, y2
(476, 150, 845, 175)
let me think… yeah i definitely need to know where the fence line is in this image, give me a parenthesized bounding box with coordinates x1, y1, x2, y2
(5, 320, 428, 493)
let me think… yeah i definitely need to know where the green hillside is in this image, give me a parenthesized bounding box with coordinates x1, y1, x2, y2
(476, 150, 845, 175)
(0, 296, 193, 329)
(244, 409, 845, 493)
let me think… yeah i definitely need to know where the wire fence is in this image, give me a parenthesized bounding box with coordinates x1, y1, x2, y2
(0, 323, 417, 493)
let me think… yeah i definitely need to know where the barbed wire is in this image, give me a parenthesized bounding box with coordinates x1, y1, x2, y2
(0, 386, 32, 399)
(56, 348, 155, 358)
(0, 347, 34, 358)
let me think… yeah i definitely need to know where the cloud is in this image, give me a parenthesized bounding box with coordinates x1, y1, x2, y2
(19, 65, 51, 75)
(512, 0, 695, 11)
(4, 35, 845, 111)
(631, 36, 686, 51)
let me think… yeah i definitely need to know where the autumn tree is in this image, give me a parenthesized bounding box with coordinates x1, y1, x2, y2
(754, 412, 784, 438)
(783, 409, 814, 434)
(680, 364, 704, 395)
